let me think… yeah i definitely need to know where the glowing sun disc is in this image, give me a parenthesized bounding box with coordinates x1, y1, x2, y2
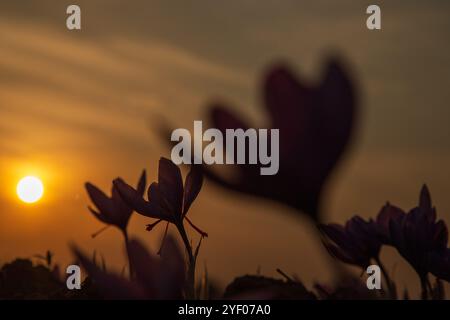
(17, 176, 44, 203)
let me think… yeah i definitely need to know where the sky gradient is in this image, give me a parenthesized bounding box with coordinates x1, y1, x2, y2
(1, 1, 449, 295)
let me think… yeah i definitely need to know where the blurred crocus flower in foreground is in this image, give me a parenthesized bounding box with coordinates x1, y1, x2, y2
(201, 58, 356, 221)
(72, 236, 185, 299)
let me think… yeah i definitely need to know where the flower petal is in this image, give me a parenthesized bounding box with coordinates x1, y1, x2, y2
(148, 182, 174, 218)
(183, 165, 203, 216)
(85, 183, 115, 218)
(114, 178, 171, 221)
(419, 184, 432, 210)
(376, 203, 405, 244)
(136, 169, 147, 196)
(87, 206, 110, 224)
(210, 104, 250, 133)
(158, 158, 184, 216)
(433, 220, 448, 251)
(263, 65, 312, 132)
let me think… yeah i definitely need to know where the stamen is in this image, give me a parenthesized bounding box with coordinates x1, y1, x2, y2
(185, 216, 208, 238)
(157, 222, 170, 255)
(146, 219, 163, 231)
(91, 225, 111, 238)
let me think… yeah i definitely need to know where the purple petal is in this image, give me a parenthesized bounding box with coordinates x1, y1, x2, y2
(317, 58, 355, 135)
(114, 178, 171, 221)
(183, 166, 203, 216)
(158, 158, 184, 216)
(376, 203, 405, 243)
(321, 240, 359, 267)
(319, 224, 348, 246)
(85, 183, 115, 217)
(419, 184, 432, 210)
(87, 206, 110, 224)
(147, 182, 172, 215)
(136, 169, 147, 196)
(263, 65, 312, 131)
(433, 220, 449, 250)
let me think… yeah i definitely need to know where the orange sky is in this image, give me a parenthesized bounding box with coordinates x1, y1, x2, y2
(1, 1, 449, 296)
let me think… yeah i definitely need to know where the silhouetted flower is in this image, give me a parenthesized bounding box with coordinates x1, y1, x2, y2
(388, 185, 449, 282)
(72, 236, 185, 299)
(319, 216, 381, 268)
(114, 157, 207, 238)
(85, 170, 146, 234)
(201, 58, 356, 221)
(375, 202, 405, 245)
(114, 157, 205, 298)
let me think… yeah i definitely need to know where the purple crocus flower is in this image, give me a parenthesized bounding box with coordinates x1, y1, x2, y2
(201, 58, 356, 221)
(375, 202, 405, 245)
(113, 157, 206, 238)
(319, 216, 381, 268)
(85, 170, 146, 234)
(388, 185, 449, 282)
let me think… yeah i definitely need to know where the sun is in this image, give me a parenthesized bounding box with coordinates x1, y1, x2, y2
(17, 176, 44, 204)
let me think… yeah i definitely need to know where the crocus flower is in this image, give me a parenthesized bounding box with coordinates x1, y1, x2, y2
(319, 216, 381, 268)
(72, 236, 185, 299)
(113, 157, 206, 238)
(114, 157, 205, 298)
(375, 202, 405, 245)
(85, 170, 146, 234)
(201, 58, 356, 221)
(388, 185, 449, 282)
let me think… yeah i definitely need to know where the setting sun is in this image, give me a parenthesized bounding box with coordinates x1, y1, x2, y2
(17, 176, 44, 204)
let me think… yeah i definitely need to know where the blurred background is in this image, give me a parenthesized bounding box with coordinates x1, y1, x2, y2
(0, 1, 449, 296)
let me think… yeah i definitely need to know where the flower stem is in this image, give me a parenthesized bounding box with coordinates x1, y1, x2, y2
(122, 229, 134, 279)
(375, 257, 396, 299)
(176, 222, 196, 299)
(420, 275, 429, 300)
